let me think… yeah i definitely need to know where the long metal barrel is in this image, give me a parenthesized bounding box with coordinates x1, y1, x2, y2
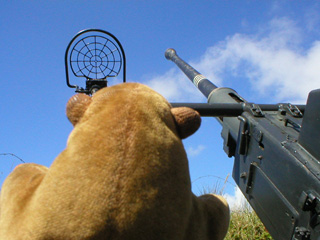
(165, 48, 218, 98)
(165, 48, 248, 150)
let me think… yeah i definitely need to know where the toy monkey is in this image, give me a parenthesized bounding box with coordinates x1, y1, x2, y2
(0, 83, 229, 240)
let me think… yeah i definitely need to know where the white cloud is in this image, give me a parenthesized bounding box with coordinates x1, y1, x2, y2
(144, 17, 320, 104)
(186, 145, 206, 157)
(224, 186, 251, 211)
(198, 18, 320, 103)
(145, 69, 206, 102)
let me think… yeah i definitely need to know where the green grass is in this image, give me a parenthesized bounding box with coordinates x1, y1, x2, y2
(225, 207, 273, 240)
(195, 175, 273, 239)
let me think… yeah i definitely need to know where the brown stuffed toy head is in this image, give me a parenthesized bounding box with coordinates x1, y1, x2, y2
(66, 83, 201, 139)
(0, 82, 229, 240)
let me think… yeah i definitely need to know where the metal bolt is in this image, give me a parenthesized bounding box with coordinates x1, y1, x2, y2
(240, 172, 247, 178)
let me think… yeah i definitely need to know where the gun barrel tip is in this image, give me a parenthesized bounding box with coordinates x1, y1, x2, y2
(165, 48, 177, 60)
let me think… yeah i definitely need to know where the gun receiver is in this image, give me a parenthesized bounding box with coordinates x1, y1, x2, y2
(166, 48, 320, 240)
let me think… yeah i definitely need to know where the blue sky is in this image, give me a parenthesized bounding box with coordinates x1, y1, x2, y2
(1, 1, 320, 209)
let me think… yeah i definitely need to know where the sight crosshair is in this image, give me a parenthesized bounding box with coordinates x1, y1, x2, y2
(70, 35, 122, 80)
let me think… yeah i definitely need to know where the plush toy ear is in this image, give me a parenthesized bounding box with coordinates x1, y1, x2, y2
(171, 107, 201, 139)
(66, 94, 92, 126)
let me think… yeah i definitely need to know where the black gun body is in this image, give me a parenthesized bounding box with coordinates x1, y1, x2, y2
(235, 110, 320, 240)
(166, 48, 320, 240)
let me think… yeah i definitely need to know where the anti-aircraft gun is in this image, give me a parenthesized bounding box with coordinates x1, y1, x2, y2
(165, 48, 320, 240)
(64, 29, 320, 239)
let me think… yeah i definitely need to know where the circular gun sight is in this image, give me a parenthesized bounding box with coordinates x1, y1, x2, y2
(165, 48, 177, 60)
(65, 29, 126, 95)
(70, 35, 122, 80)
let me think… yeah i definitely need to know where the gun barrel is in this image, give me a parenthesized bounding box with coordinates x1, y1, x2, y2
(165, 48, 218, 98)
(165, 48, 247, 142)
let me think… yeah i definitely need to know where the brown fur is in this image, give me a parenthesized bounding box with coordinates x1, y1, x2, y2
(0, 83, 229, 240)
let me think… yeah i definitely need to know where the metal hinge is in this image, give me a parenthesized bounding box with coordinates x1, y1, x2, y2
(237, 116, 250, 155)
(245, 103, 264, 117)
(284, 118, 301, 132)
(279, 104, 303, 118)
(294, 227, 311, 240)
(301, 192, 319, 211)
(221, 126, 236, 158)
(288, 104, 303, 117)
(299, 191, 320, 229)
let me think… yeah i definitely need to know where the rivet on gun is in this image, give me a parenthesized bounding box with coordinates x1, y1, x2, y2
(240, 172, 247, 178)
(280, 110, 286, 115)
(257, 155, 263, 160)
(258, 132, 263, 142)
